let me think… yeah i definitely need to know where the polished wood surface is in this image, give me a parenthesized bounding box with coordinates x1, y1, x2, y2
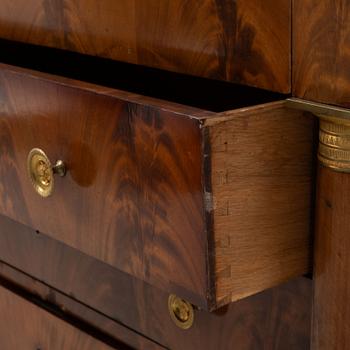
(0, 214, 312, 350)
(0, 63, 208, 307)
(0, 63, 315, 309)
(0, 0, 291, 93)
(0, 284, 122, 350)
(206, 105, 316, 305)
(293, 0, 350, 107)
(312, 165, 350, 349)
(0, 263, 165, 350)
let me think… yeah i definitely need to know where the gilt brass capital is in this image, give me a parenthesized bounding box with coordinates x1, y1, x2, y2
(286, 98, 350, 173)
(318, 115, 350, 172)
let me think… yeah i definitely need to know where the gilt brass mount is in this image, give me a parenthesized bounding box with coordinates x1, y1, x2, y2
(318, 117, 350, 172)
(287, 98, 350, 172)
(168, 294, 194, 330)
(27, 148, 66, 197)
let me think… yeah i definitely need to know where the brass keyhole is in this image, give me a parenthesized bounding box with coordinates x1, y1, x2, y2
(36, 160, 52, 186)
(168, 294, 194, 329)
(27, 148, 66, 198)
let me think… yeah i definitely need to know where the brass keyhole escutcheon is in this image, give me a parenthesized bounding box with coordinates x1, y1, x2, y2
(27, 148, 66, 198)
(168, 294, 194, 330)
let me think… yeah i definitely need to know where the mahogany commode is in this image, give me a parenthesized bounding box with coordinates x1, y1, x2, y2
(0, 1, 335, 349)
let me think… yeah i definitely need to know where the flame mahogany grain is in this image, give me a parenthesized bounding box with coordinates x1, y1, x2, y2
(0, 0, 291, 92)
(0, 63, 315, 309)
(0, 214, 312, 350)
(0, 284, 126, 350)
(0, 63, 208, 307)
(312, 165, 350, 349)
(293, 0, 350, 107)
(0, 262, 164, 350)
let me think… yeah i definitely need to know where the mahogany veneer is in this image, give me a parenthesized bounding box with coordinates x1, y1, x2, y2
(0, 214, 312, 350)
(0, 1, 331, 348)
(0, 62, 315, 309)
(312, 165, 350, 349)
(293, 2, 350, 347)
(293, 0, 350, 107)
(0, 0, 291, 93)
(0, 284, 122, 350)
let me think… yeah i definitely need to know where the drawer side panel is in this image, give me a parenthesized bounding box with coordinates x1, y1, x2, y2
(207, 104, 316, 305)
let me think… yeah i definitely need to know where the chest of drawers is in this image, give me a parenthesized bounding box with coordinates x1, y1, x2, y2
(1, 1, 349, 349)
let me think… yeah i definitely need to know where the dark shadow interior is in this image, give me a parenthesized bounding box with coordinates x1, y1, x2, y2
(0, 38, 288, 112)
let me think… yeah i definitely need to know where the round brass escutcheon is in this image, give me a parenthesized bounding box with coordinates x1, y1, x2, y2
(27, 148, 66, 198)
(168, 294, 194, 330)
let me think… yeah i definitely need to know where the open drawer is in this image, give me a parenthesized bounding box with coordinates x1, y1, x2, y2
(0, 41, 315, 310)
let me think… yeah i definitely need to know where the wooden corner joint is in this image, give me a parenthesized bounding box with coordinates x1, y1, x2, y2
(318, 115, 350, 173)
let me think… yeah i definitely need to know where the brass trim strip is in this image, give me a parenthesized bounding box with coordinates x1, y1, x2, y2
(286, 98, 350, 123)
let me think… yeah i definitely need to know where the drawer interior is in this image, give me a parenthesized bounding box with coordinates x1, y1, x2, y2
(0, 38, 286, 113)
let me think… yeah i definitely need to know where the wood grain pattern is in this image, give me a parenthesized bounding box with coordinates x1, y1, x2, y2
(293, 0, 350, 107)
(312, 165, 350, 349)
(0, 0, 291, 92)
(0, 214, 312, 350)
(0, 284, 121, 350)
(0, 63, 315, 309)
(0, 63, 208, 307)
(0, 263, 165, 350)
(206, 105, 316, 305)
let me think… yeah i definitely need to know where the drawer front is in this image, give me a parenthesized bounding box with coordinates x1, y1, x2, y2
(0, 63, 316, 309)
(0, 0, 291, 93)
(0, 64, 208, 306)
(0, 284, 120, 350)
(0, 214, 312, 350)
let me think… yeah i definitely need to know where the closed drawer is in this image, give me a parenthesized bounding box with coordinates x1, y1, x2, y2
(0, 284, 122, 349)
(0, 214, 312, 350)
(0, 0, 291, 92)
(0, 43, 315, 310)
